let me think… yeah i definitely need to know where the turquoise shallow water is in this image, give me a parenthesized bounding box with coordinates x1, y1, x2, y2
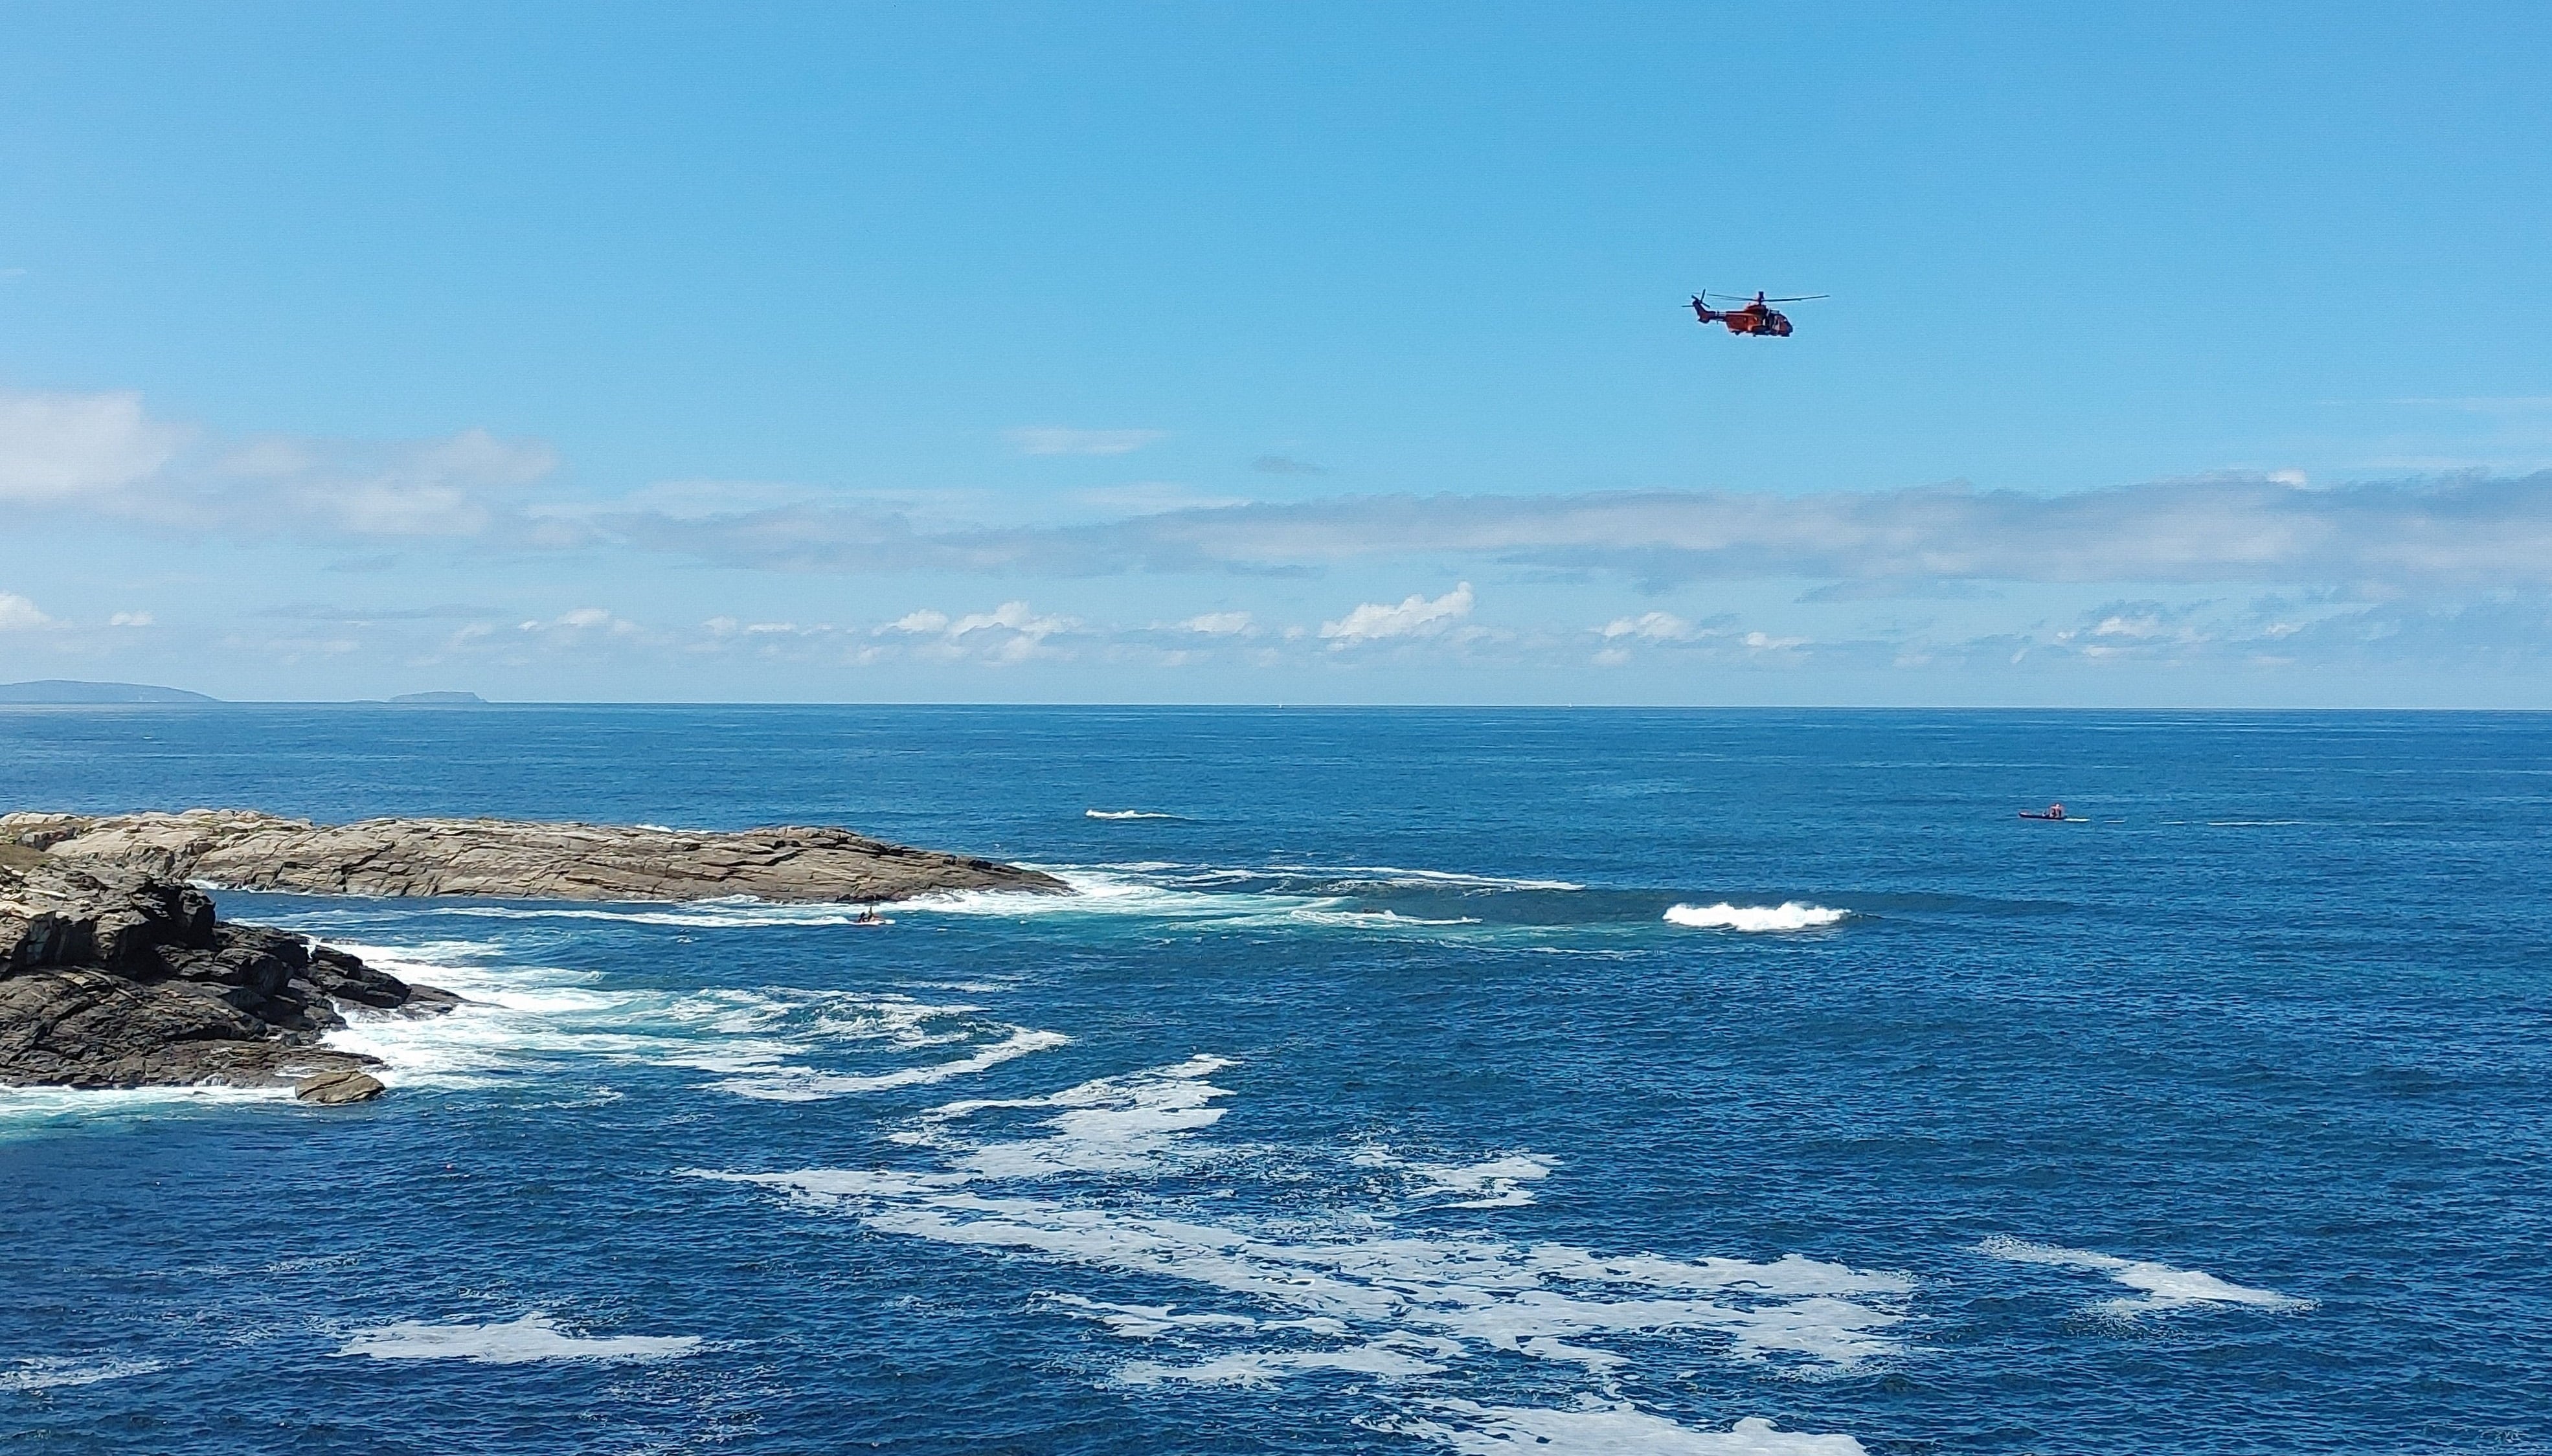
(2, 706, 2547, 1454)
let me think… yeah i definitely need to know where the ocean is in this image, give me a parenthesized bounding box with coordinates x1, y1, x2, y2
(2, 706, 2546, 1454)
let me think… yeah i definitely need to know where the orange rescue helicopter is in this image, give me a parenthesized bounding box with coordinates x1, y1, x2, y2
(1689, 290, 1826, 337)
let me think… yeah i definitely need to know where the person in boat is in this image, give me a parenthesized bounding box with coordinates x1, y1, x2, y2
(853, 908, 881, 925)
(2047, 803, 2066, 820)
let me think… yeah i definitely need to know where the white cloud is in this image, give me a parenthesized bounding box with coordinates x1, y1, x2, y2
(0, 391, 185, 503)
(1320, 583, 1474, 644)
(1599, 611, 1700, 642)
(108, 611, 153, 628)
(1006, 427, 1165, 457)
(877, 600, 1076, 665)
(519, 607, 637, 636)
(1180, 611, 1254, 635)
(0, 591, 52, 631)
(0, 390, 557, 541)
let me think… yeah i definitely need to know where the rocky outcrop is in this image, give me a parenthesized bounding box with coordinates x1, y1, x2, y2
(1, 855, 454, 1097)
(2, 809, 1068, 904)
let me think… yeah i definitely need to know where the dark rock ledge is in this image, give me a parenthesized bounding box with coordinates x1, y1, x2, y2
(1, 853, 455, 1103)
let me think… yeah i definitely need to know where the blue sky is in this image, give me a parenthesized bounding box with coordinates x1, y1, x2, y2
(3, 2, 2547, 704)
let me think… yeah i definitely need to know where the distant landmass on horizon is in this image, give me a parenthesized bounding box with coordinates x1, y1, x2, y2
(0, 680, 220, 704)
(0, 682, 490, 705)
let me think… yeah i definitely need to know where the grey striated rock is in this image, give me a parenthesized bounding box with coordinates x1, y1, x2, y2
(1, 854, 453, 1092)
(3, 809, 1068, 904)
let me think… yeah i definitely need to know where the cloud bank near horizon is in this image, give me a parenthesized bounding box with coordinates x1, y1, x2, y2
(10, 388, 2551, 596)
(10, 386, 2552, 696)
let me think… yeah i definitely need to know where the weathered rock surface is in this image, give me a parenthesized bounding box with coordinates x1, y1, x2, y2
(3, 809, 1068, 903)
(294, 1069, 387, 1104)
(1, 854, 455, 1095)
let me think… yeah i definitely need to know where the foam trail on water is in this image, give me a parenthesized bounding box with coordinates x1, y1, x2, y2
(694, 1055, 1917, 1397)
(425, 901, 889, 929)
(1118, 1339, 1454, 1386)
(713, 1027, 1072, 1102)
(335, 1312, 701, 1363)
(1978, 1237, 2312, 1316)
(1353, 1148, 1557, 1208)
(1087, 809, 1184, 820)
(1664, 902, 1849, 932)
(1256, 862, 1587, 892)
(1384, 1402, 1867, 1455)
(0, 1357, 166, 1392)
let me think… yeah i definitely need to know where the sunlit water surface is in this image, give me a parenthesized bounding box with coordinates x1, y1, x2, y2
(3, 707, 2547, 1454)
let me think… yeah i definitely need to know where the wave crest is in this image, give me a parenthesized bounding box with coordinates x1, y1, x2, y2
(1664, 902, 1849, 932)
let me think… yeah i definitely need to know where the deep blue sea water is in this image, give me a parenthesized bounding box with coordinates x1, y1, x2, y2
(2, 707, 2547, 1455)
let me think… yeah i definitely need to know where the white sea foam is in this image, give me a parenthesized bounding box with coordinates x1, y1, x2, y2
(313, 939, 1056, 1101)
(1385, 1401, 1867, 1455)
(1118, 1338, 1456, 1386)
(1256, 863, 1586, 892)
(694, 1053, 1916, 1399)
(1664, 902, 1849, 932)
(1354, 1148, 1557, 1208)
(335, 1312, 701, 1363)
(1086, 809, 1184, 820)
(0, 1356, 165, 1392)
(896, 1055, 1238, 1177)
(1978, 1237, 2312, 1316)
(900, 869, 1544, 945)
(712, 1027, 1071, 1101)
(1043, 1294, 1262, 1338)
(426, 901, 890, 930)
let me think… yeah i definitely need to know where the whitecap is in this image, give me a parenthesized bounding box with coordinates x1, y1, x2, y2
(1086, 809, 1184, 820)
(334, 1312, 701, 1363)
(1664, 902, 1849, 932)
(1385, 1400, 1867, 1455)
(1978, 1237, 2312, 1316)
(0, 1356, 165, 1392)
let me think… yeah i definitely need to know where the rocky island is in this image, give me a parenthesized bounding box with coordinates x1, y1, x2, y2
(1, 810, 1067, 1103)
(1, 809, 1070, 902)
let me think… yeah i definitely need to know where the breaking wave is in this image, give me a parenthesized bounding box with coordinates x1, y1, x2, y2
(1664, 902, 1850, 932)
(310, 939, 1063, 1101)
(1087, 809, 1184, 820)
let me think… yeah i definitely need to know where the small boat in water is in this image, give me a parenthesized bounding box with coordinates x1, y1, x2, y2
(2017, 803, 2071, 821)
